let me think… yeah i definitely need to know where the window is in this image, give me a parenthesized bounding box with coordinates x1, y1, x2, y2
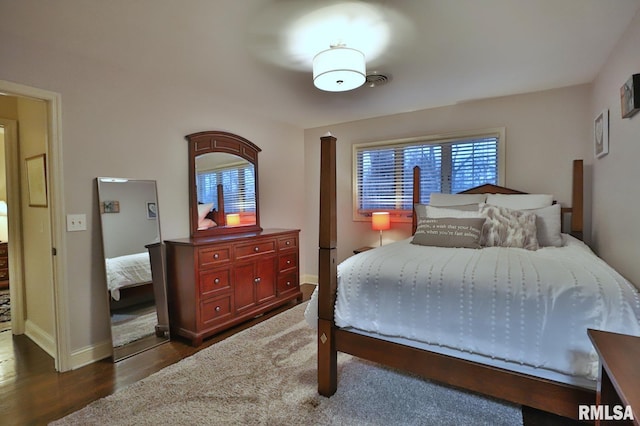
(353, 128, 505, 221)
(197, 163, 255, 214)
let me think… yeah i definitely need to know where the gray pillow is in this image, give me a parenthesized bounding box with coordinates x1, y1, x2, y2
(479, 203, 539, 250)
(412, 217, 486, 249)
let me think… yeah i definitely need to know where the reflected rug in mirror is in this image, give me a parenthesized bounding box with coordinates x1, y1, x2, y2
(0, 289, 10, 327)
(52, 302, 522, 425)
(110, 305, 157, 347)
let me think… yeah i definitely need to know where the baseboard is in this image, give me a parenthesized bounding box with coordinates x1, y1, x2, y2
(69, 339, 113, 370)
(24, 319, 56, 359)
(302, 274, 318, 285)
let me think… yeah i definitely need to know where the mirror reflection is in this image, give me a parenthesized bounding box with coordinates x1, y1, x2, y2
(97, 177, 169, 361)
(195, 152, 257, 230)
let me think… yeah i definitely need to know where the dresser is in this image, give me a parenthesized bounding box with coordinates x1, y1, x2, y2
(165, 229, 301, 346)
(0, 242, 8, 289)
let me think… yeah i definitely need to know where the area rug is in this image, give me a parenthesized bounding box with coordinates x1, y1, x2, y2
(51, 302, 522, 425)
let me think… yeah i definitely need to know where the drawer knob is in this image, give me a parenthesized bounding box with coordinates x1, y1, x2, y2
(286, 281, 291, 286)
(254, 247, 259, 252)
(286, 241, 291, 246)
(286, 260, 291, 265)
(214, 278, 220, 284)
(215, 306, 221, 312)
(213, 253, 219, 260)
(254, 277, 261, 284)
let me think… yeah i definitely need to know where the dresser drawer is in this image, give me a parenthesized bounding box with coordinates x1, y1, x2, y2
(200, 294, 233, 327)
(0, 269, 8, 281)
(235, 239, 276, 260)
(198, 246, 231, 268)
(278, 235, 297, 251)
(0, 258, 7, 269)
(0, 245, 7, 257)
(278, 252, 297, 272)
(277, 271, 299, 296)
(199, 267, 231, 297)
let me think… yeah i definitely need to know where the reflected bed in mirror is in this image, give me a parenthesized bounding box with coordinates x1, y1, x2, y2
(96, 177, 170, 361)
(187, 131, 262, 237)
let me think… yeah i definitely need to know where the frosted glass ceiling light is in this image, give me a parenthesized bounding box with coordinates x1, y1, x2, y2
(313, 45, 365, 92)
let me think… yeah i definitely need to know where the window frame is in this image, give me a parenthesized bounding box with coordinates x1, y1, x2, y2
(352, 127, 506, 222)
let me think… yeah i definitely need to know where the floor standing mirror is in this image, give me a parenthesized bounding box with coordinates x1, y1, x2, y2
(97, 177, 170, 361)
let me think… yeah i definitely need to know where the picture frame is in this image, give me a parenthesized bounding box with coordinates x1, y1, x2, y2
(594, 109, 609, 159)
(146, 201, 157, 219)
(101, 201, 120, 214)
(620, 74, 640, 118)
(25, 154, 48, 207)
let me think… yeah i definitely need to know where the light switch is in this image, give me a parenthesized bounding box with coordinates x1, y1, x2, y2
(66, 214, 87, 232)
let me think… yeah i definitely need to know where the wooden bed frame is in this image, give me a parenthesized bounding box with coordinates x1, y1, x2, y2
(317, 133, 592, 420)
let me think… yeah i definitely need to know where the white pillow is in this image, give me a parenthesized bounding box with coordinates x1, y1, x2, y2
(486, 193, 553, 210)
(423, 205, 482, 219)
(529, 204, 562, 247)
(429, 193, 487, 207)
(198, 203, 214, 222)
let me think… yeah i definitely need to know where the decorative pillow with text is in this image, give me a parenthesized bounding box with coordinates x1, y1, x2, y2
(412, 217, 486, 249)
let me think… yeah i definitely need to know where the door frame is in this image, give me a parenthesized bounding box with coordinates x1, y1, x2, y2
(0, 79, 70, 371)
(0, 118, 25, 335)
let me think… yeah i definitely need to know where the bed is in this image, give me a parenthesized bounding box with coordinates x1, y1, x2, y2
(312, 134, 640, 419)
(105, 252, 153, 301)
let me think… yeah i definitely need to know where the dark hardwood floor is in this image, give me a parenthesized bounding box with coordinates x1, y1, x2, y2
(0, 284, 314, 425)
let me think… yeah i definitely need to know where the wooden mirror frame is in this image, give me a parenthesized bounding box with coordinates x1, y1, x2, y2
(186, 131, 262, 238)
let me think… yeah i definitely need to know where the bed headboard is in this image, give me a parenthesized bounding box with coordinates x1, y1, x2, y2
(411, 159, 584, 239)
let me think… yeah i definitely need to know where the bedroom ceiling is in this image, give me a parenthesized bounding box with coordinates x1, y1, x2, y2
(2, 0, 640, 128)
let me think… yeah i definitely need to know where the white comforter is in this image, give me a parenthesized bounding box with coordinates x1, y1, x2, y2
(306, 235, 640, 382)
(105, 252, 152, 301)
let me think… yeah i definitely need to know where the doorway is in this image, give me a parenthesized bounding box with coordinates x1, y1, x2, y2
(0, 80, 69, 372)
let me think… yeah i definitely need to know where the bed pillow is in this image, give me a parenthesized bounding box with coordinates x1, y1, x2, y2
(479, 203, 539, 250)
(429, 193, 487, 207)
(198, 203, 214, 222)
(530, 204, 562, 247)
(416, 204, 482, 220)
(412, 217, 485, 249)
(486, 193, 553, 210)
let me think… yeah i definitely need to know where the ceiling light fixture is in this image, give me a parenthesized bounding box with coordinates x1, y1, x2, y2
(313, 44, 366, 92)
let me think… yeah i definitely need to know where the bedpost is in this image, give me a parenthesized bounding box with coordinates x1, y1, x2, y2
(318, 133, 338, 396)
(571, 159, 584, 240)
(412, 166, 421, 235)
(217, 184, 225, 225)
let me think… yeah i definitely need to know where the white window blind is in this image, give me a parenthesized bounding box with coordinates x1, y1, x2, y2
(197, 164, 255, 214)
(354, 131, 502, 220)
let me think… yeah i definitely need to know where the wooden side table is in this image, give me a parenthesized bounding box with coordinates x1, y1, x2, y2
(353, 246, 374, 255)
(588, 329, 640, 425)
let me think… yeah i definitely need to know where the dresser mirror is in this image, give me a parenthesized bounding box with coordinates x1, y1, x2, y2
(187, 131, 262, 238)
(96, 177, 170, 361)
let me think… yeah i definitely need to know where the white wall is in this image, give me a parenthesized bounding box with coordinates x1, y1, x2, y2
(0, 31, 306, 364)
(303, 85, 592, 281)
(590, 9, 640, 286)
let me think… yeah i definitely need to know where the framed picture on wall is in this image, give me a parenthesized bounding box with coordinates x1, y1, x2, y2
(620, 74, 640, 118)
(101, 201, 120, 213)
(25, 154, 48, 207)
(594, 109, 609, 159)
(146, 201, 157, 219)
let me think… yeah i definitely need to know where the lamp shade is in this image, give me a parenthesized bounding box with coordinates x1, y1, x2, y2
(226, 213, 240, 226)
(371, 212, 390, 231)
(313, 46, 366, 92)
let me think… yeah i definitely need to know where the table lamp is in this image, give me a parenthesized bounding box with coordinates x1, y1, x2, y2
(371, 211, 390, 246)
